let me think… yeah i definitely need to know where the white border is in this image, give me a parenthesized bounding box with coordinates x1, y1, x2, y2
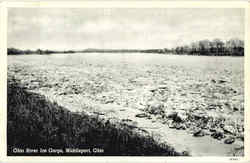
(0, 1, 249, 163)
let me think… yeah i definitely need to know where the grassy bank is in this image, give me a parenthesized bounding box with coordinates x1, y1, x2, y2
(7, 77, 185, 156)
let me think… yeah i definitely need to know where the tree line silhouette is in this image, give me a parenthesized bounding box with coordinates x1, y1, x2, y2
(171, 38, 244, 56)
(7, 48, 76, 55)
(8, 38, 244, 56)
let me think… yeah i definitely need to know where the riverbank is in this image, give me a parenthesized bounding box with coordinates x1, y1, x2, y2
(8, 77, 182, 156)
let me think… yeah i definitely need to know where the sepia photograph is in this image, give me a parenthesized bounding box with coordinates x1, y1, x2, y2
(5, 3, 246, 158)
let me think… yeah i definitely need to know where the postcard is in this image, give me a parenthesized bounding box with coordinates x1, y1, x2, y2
(0, 1, 249, 163)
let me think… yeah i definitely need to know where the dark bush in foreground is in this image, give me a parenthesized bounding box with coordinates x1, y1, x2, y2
(7, 78, 184, 156)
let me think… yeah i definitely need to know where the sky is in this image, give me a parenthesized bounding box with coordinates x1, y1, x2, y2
(8, 8, 245, 50)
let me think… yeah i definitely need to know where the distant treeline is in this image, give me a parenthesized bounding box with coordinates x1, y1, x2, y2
(7, 48, 167, 55)
(7, 48, 76, 55)
(172, 38, 244, 56)
(8, 38, 244, 56)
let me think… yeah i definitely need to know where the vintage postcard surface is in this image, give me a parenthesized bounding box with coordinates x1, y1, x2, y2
(0, 1, 249, 163)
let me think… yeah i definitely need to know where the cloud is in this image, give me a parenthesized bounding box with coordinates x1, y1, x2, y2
(8, 8, 245, 50)
(76, 19, 120, 34)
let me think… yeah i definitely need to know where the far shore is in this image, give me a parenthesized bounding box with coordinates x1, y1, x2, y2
(7, 48, 244, 57)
